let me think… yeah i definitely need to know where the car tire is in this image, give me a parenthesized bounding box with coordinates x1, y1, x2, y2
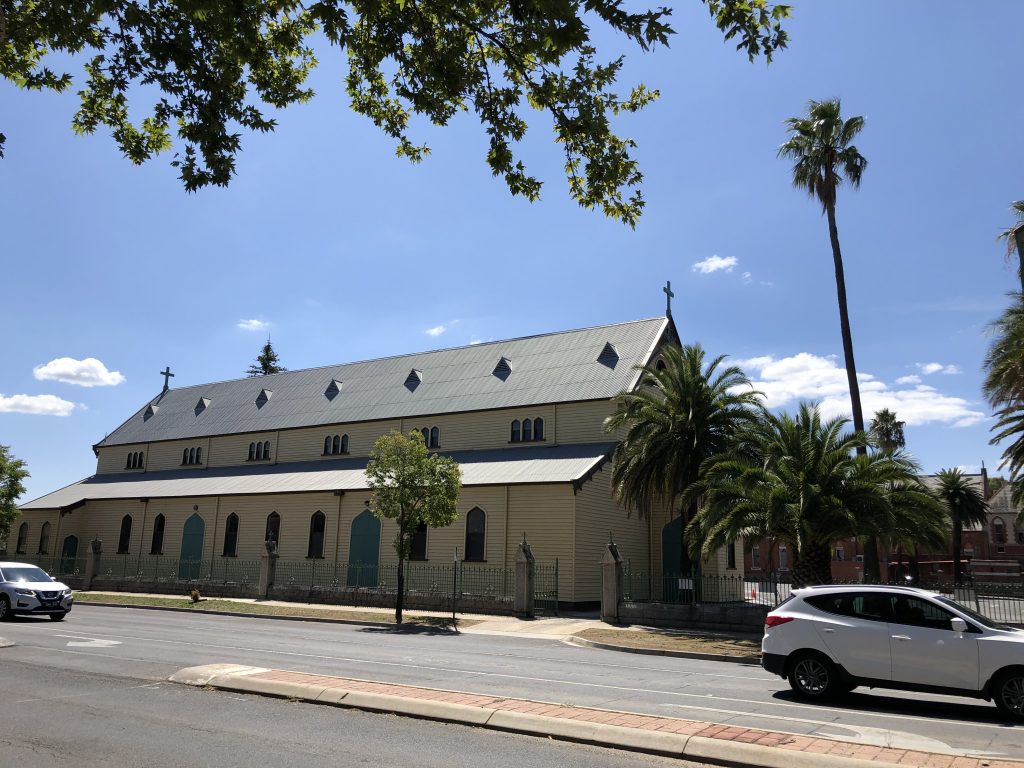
(0, 595, 10, 621)
(993, 669, 1024, 721)
(787, 652, 840, 701)
(48, 612, 67, 622)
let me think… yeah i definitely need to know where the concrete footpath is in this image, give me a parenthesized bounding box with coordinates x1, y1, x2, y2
(171, 664, 1024, 768)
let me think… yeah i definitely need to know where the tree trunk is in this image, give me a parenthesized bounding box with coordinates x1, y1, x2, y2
(952, 507, 963, 584)
(792, 541, 832, 588)
(909, 545, 920, 583)
(826, 202, 877, 581)
(395, 521, 406, 625)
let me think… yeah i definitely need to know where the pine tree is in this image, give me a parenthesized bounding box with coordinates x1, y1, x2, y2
(246, 340, 286, 377)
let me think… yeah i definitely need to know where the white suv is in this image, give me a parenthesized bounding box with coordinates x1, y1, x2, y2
(761, 585, 1024, 719)
(0, 562, 74, 621)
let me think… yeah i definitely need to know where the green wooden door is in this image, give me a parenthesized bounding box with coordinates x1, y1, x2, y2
(60, 535, 79, 575)
(179, 513, 205, 580)
(661, 517, 696, 602)
(347, 510, 380, 587)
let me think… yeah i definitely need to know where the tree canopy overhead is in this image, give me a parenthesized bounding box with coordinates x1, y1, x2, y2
(1, 1, 790, 226)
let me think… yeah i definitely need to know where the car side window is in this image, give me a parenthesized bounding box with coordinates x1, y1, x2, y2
(850, 593, 890, 622)
(806, 594, 855, 617)
(890, 596, 954, 631)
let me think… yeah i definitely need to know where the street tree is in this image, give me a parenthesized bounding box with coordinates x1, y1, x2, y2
(246, 340, 287, 377)
(998, 200, 1024, 291)
(779, 99, 875, 577)
(0, 1, 790, 226)
(932, 468, 988, 584)
(870, 408, 905, 454)
(688, 403, 932, 587)
(365, 430, 461, 624)
(606, 343, 762, 572)
(984, 295, 1024, 517)
(0, 445, 29, 548)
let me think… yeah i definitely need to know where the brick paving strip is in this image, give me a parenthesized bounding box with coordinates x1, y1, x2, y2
(169, 664, 1023, 768)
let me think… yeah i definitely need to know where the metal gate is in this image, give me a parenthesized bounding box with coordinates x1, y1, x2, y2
(534, 560, 559, 616)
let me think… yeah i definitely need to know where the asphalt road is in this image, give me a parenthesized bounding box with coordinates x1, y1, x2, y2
(0, 662, 697, 768)
(1, 605, 1022, 759)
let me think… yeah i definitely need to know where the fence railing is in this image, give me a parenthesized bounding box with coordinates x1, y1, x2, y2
(273, 560, 517, 604)
(17, 554, 87, 579)
(88, 554, 259, 585)
(534, 561, 559, 616)
(621, 566, 792, 608)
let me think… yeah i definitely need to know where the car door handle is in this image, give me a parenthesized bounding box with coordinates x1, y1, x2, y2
(891, 635, 911, 641)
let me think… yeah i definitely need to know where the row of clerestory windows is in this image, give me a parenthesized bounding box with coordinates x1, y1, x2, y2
(182, 447, 203, 465)
(416, 426, 440, 448)
(323, 434, 349, 456)
(248, 441, 272, 461)
(126, 451, 145, 469)
(510, 417, 544, 443)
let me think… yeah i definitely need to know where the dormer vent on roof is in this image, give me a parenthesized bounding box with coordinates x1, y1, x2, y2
(324, 379, 343, 401)
(194, 397, 211, 416)
(143, 404, 159, 421)
(255, 388, 273, 408)
(404, 369, 423, 392)
(492, 357, 513, 381)
(597, 342, 619, 368)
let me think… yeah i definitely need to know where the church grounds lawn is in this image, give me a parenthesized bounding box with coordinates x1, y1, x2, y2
(573, 627, 761, 657)
(73, 592, 477, 629)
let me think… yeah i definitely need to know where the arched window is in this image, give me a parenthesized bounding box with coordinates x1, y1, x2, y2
(263, 441, 271, 460)
(38, 522, 50, 555)
(510, 419, 521, 442)
(150, 514, 165, 554)
(223, 513, 239, 556)
(255, 442, 264, 460)
(410, 522, 427, 561)
(189, 447, 197, 465)
(727, 540, 737, 569)
(534, 417, 544, 441)
(656, 359, 666, 371)
(324, 436, 332, 455)
(137, 452, 144, 469)
(993, 517, 1007, 544)
(126, 453, 133, 469)
(117, 515, 133, 554)
(183, 448, 190, 465)
(341, 434, 349, 453)
(265, 512, 281, 546)
(522, 418, 532, 442)
(430, 426, 439, 448)
(195, 447, 202, 464)
(465, 508, 485, 562)
(308, 511, 326, 559)
(420, 427, 430, 445)
(332, 435, 341, 455)
(15, 522, 28, 554)
(248, 442, 257, 461)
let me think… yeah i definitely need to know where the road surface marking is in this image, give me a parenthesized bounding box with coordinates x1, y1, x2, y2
(55, 633, 122, 648)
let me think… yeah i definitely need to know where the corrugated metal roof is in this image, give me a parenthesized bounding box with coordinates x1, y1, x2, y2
(22, 443, 617, 510)
(97, 318, 668, 447)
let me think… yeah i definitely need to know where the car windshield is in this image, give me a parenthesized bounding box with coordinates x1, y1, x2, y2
(1, 566, 52, 583)
(935, 595, 1013, 631)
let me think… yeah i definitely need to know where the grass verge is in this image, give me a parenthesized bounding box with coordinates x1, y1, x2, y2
(574, 627, 760, 657)
(74, 593, 475, 630)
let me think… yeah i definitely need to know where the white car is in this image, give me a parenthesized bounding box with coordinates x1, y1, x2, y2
(0, 562, 74, 621)
(761, 584, 1024, 719)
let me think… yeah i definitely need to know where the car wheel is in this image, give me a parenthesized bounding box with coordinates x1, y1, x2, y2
(0, 595, 10, 621)
(788, 652, 839, 700)
(48, 612, 67, 622)
(993, 670, 1024, 720)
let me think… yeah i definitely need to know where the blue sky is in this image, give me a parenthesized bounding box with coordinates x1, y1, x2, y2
(2, 2, 1022, 503)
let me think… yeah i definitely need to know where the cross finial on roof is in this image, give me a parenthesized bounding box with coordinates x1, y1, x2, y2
(663, 280, 674, 317)
(160, 366, 175, 392)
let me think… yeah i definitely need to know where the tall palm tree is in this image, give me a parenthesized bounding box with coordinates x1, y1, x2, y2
(870, 409, 905, 454)
(606, 344, 762, 571)
(933, 468, 989, 584)
(780, 99, 873, 576)
(998, 200, 1024, 292)
(688, 403, 931, 587)
(984, 295, 1024, 518)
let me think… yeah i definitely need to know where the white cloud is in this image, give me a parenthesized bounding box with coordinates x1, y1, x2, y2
(0, 393, 76, 416)
(692, 255, 738, 274)
(737, 352, 986, 428)
(425, 325, 446, 337)
(896, 375, 921, 385)
(237, 319, 269, 332)
(33, 357, 125, 387)
(469, 339, 484, 346)
(917, 362, 962, 376)
(742, 271, 753, 285)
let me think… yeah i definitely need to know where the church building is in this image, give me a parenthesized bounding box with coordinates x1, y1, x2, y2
(9, 315, 738, 606)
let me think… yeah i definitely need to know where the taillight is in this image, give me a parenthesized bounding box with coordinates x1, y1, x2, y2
(764, 615, 795, 629)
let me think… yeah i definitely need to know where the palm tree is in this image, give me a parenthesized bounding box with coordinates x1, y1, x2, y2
(984, 295, 1024, 518)
(780, 99, 873, 576)
(606, 344, 762, 572)
(933, 468, 989, 584)
(998, 200, 1024, 292)
(688, 403, 932, 587)
(870, 409, 905, 454)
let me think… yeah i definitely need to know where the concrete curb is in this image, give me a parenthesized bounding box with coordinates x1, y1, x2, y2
(169, 665, 918, 768)
(563, 635, 761, 664)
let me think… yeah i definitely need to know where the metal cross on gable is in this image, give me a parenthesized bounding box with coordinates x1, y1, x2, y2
(663, 280, 674, 317)
(160, 366, 175, 392)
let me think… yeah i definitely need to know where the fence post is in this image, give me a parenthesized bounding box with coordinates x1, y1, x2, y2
(259, 541, 278, 600)
(514, 538, 535, 617)
(601, 540, 623, 624)
(84, 538, 102, 590)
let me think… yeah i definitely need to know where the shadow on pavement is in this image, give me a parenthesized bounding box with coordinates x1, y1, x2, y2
(771, 688, 1019, 726)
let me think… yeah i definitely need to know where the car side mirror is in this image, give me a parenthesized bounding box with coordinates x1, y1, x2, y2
(951, 617, 967, 633)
